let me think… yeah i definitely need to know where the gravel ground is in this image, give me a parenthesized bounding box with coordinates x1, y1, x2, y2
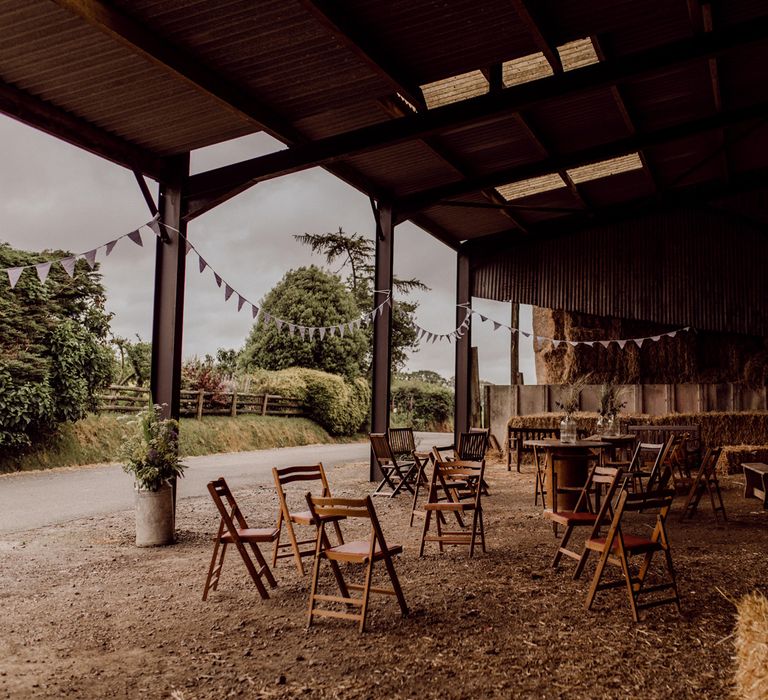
(0, 459, 766, 699)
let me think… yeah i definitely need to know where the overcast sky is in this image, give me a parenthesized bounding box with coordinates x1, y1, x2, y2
(0, 114, 536, 385)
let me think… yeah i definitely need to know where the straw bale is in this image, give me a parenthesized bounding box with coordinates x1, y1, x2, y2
(734, 591, 768, 700)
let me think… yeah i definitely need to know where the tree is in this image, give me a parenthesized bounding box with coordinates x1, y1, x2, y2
(239, 266, 368, 379)
(111, 335, 152, 386)
(0, 244, 114, 451)
(295, 228, 426, 371)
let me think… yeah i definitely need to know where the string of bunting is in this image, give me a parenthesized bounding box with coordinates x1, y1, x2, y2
(1, 217, 691, 349)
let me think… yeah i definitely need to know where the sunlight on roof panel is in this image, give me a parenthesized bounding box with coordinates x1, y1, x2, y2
(502, 52, 552, 87)
(422, 70, 488, 109)
(559, 38, 599, 71)
(496, 173, 567, 201)
(567, 153, 644, 183)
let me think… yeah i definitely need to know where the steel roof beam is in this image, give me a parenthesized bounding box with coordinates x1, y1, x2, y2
(185, 16, 768, 209)
(396, 99, 768, 215)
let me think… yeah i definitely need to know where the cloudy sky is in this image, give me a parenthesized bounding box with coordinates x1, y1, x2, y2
(0, 114, 536, 385)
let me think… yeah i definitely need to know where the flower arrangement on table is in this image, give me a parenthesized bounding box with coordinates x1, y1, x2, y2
(555, 377, 587, 443)
(120, 403, 185, 491)
(597, 383, 627, 436)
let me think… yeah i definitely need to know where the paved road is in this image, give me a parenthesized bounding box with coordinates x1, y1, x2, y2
(0, 433, 449, 534)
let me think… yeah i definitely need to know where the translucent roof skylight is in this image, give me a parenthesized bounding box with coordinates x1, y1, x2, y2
(567, 153, 644, 183)
(421, 70, 488, 109)
(496, 173, 567, 201)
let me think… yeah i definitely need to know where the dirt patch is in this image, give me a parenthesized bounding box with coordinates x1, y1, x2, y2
(1, 460, 767, 699)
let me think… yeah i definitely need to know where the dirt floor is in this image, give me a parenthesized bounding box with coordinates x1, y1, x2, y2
(1, 458, 766, 700)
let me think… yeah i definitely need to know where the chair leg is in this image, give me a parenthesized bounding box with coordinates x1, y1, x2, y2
(272, 511, 283, 568)
(358, 560, 375, 634)
(234, 540, 270, 600)
(585, 545, 611, 611)
(479, 507, 486, 554)
(307, 548, 323, 629)
(469, 508, 479, 558)
(552, 525, 575, 570)
(202, 538, 224, 601)
(619, 551, 640, 623)
(419, 510, 432, 557)
(381, 551, 409, 618)
(249, 541, 278, 589)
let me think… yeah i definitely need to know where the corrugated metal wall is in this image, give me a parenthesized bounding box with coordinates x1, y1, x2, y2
(471, 190, 768, 335)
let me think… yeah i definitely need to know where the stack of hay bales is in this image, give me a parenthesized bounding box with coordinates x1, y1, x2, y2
(735, 591, 768, 699)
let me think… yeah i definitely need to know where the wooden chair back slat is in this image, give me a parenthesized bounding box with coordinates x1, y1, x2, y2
(457, 429, 489, 461)
(388, 427, 416, 457)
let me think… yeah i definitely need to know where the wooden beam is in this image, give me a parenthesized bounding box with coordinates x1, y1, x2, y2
(50, 0, 304, 144)
(185, 15, 768, 208)
(454, 253, 472, 440)
(509, 0, 563, 73)
(701, 2, 729, 182)
(397, 99, 768, 215)
(0, 77, 167, 180)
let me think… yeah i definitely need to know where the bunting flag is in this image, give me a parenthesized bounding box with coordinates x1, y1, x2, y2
(127, 229, 143, 247)
(224, 284, 234, 302)
(60, 257, 77, 278)
(251, 304, 259, 319)
(198, 257, 207, 274)
(237, 295, 246, 312)
(105, 239, 118, 256)
(83, 249, 97, 269)
(35, 262, 51, 284)
(7, 267, 23, 289)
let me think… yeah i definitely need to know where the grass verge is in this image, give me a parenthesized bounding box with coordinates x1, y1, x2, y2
(0, 413, 363, 472)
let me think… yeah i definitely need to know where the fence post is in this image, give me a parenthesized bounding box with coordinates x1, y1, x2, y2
(196, 390, 204, 420)
(230, 389, 238, 418)
(262, 394, 269, 416)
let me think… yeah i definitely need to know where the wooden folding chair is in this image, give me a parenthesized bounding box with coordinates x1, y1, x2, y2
(271, 463, 344, 575)
(545, 466, 625, 577)
(202, 477, 278, 601)
(679, 447, 726, 523)
(532, 444, 547, 507)
(305, 494, 408, 633)
(457, 429, 489, 461)
(584, 488, 681, 622)
(624, 437, 675, 493)
(419, 455, 486, 558)
(370, 433, 418, 497)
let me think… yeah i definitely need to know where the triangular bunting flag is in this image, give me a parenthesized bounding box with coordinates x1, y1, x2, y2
(635, 338, 645, 348)
(308, 328, 316, 340)
(147, 219, 161, 236)
(105, 239, 118, 256)
(198, 256, 207, 274)
(7, 267, 24, 288)
(184, 241, 192, 255)
(127, 229, 143, 247)
(650, 335, 661, 342)
(224, 284, 234, 302)
(520, 331, 531, 338)
(214, 273, 222, 288)
(319, 327, 326, 340)
(237, 295, 246, 312)
(299, 327, 306, 340)
(492, 321, 502, 331)
(568, 340, 579, 347)
(480, 315, 488, 323)
(262, 312, 272, 326)
(60, 257, 77, 278)
(618, 340, 627, 349)
(553, 339, 561, 348)
(251, 305, 259, 319)
(83, 249, 97, 269)
(35, 262, 52, 284)
(338, 325, 345, 337)
(287, 323, 296, 336)
(599, 340, 611, 348)
(348, 321, 356, 332)
(668, 331, 677, 338)
(274, 319, 284, 331)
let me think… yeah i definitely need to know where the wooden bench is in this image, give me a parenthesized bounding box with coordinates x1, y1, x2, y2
(627, 424, 701, 469)
(742, 462, 768, 508)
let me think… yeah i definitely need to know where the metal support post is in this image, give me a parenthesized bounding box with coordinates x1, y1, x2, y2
(370, 201, 395, 481)
(454, 252, 472, 445)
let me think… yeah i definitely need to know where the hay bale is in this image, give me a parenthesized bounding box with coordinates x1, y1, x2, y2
(735, 591, 768, 700)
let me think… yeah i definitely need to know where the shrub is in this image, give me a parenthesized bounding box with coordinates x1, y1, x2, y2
(249, 367, 369, 436)
(391, 379, 453, 431)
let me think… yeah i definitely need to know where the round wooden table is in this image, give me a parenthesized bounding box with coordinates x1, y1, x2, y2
(523, 438, 610, 510)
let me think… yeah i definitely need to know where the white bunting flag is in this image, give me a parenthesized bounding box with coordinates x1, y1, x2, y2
(251, 305, 259, 319)
(338, 324, 345, 337)
(60, 257, 77, 278)
(635, 338, 645, 348)
(287, 323, 296, 336)
(299, 327, 306, 340)
(198, 256, 207, 274)
(127, 229, 143, 247)
(348, 321, 356, 333)
(214, 273, 222, 288)
(105, 239, 118, 256)
(83, 249, 97, 269)
(552, 339, 561, 348)
(651, 335, 661, 342)
(308, 328, 316, 340)
(617, 339, 627, 349)
(35, 262, 52, 284)
(319, 327, 326, 340)
(224, 284, 234, 302)
(274, 319, 284, 331)
(237, 295, 246, 312)
(599, 340, 611, 349)
(7, 267, 23, 288)
(668, 331, 677, 338)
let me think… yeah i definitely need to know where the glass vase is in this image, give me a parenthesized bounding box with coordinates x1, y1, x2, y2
(604, 414, 618, 436)
(560, 414, 577, 444)
(596, 414, 608, 436)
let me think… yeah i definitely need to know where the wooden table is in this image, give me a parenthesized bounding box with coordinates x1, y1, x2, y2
(589, 433, 636, 462)
(742, 462, 768, 508)
(524, 438, 610, 510)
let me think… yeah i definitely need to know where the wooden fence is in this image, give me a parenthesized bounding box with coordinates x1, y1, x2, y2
(97, 385, 305, 419)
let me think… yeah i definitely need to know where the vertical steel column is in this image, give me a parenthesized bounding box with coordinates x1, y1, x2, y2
(150, 154, 189, 420)
(454, 251, 472, 445)
(370, 202, 394, 481)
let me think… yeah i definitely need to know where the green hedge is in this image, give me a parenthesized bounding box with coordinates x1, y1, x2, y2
(391, 379, 453, 432)
(249, 368, 369, 435)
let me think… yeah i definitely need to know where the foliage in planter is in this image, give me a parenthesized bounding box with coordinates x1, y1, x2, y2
(248, 367, 369, 436)
(391, 379, 453, 431)
(120, 404, 185, 491)
(0, 243, 114, 451)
